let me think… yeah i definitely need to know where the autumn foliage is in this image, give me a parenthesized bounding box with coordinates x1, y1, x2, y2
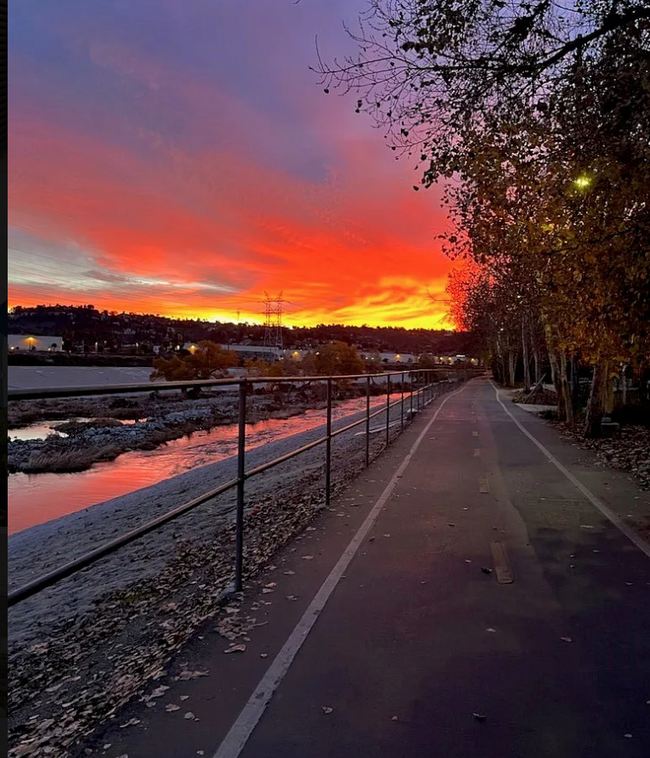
(151, 341, 238, 381)
(322, 1, 650, 436)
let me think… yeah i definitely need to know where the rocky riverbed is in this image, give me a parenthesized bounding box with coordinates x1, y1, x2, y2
(7, 387, 351, 474)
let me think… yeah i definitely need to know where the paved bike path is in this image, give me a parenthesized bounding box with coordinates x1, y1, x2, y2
(81, 378, 650, 758)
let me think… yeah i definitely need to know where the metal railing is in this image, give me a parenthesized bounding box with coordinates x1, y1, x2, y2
(8, 368, 472, 606)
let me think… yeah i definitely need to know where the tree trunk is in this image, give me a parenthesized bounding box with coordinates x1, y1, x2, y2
(557, 352, 573, 425)
(529, 321, 541, 384)
(584, 360, 614, 438)
(541, 317, 572, 423)
(507, 351, 516, 387)
(533, 348, 540, 385)
(521, 319, 531, 392)
(548, 350, 556, 385)
(621, 365, 627, 407)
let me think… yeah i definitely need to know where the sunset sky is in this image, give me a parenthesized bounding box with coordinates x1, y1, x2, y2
(8, 0, 454, 329)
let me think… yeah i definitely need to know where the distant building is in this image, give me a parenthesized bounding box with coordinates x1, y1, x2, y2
(8, 334, 63, 352)
(359, 351, 416, 365)
(180, 342, 282, 362)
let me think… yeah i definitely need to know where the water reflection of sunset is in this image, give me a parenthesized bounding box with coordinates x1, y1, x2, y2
(8, 395, 392, 534)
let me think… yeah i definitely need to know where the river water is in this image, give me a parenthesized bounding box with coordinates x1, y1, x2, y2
(8, 395, 399, 535)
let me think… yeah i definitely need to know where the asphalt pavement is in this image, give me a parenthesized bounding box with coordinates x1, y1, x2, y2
(80, 378, 650, 758)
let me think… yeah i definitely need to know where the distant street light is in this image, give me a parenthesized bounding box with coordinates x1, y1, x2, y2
(574, 176, 591, 189)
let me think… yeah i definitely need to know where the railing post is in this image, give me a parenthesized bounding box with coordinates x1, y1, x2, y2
(410, 371, 413, 419)
(234, 380, 248, 592)
(365, 376, 371, 466)
(386, 374, 391, 446)
(326, 377, 332, 506)
(401, 371, 405, 430)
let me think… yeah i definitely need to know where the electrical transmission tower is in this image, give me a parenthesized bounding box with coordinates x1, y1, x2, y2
(262, 291, 285, 350)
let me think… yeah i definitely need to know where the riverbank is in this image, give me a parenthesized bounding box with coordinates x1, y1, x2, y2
(8, 384, 371, 474)
(8, 390, 407, 757)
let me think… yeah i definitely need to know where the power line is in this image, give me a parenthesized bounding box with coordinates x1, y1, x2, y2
(262, 291, 286, 351)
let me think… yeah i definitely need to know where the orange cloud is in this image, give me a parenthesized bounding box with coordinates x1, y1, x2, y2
(9, 60, 455, 328)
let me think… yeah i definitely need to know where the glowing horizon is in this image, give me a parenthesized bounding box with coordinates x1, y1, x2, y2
(8, 1, 455, 331)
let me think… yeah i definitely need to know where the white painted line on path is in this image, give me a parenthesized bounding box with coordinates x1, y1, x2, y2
(490, 381, 650, 559)
(212, 381, 473, 758)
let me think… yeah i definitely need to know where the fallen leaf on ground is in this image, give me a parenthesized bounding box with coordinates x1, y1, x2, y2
(301, 555, 314, 560)
(486, 628, 496, 633)
(180, 695, 189, 701)
(120, 718, 141, 728)
(284, 570, 295, 575)
(224, 644, 247, 654)
(177, 670, 209, 680)
(165, 704, 180, 712)
(473, 713, 487, 722)
(148, 685, 169, 699)
(264, 582, 277, 588)
(560, 636, 573, 643)
(184, 712, 196, 720)
(481, 567, 492, 574)
(322, 706, 333, 714)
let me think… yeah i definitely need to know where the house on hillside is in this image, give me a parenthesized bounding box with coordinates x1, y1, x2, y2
(180, 342, 281, 362)
(359, 351, 417, 365)
(8, 334, 63, 352)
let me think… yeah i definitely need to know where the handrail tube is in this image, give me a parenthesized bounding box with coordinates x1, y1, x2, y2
(325, 378, 332, 506)
(8, 476, 240, 606)
(9, 370, 471, 606)
(243, 435, 327, 479)
(234, 381, 248, 592)
(385, 375, 391, 447)
(331, 395, 413, 439)
(365, 376, 371, 466)
(7, 368, 458, 402)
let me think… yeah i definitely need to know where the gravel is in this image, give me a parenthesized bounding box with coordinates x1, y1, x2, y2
(7, 392, 319, 473)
